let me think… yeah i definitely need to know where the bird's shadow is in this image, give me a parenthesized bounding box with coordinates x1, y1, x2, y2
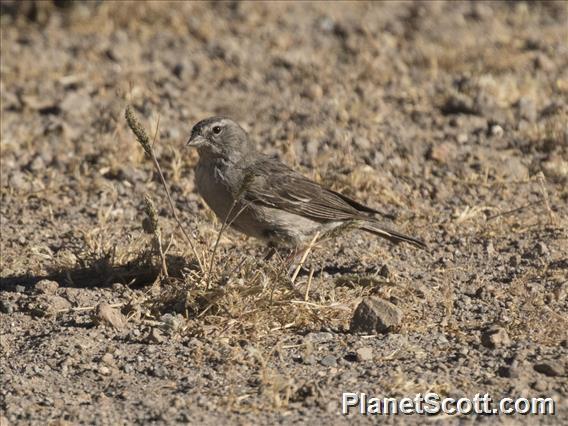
(1, 251, 382, 293)
(0, 254, 196, 293)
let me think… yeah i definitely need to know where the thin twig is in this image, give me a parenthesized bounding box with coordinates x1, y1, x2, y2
(56, 302, 126, 314)
(125, 105, 204, 270)
(304, 267, 315, 301)
(291, 231, 320, 284)
(206, 193, 254, 288)
(536, 172, 555, 224)
(486, 201, 540, 221)
(207, 199, 239, 289)
(288, 300, 348, 309)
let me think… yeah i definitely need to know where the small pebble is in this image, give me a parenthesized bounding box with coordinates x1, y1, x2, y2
(95, 303, 126, 330)
(146, 328, 165, 344)
(490, 124, 504, 138)
(509, 254, 521, 268)
(534, 242, 549, 257)
(355, 347, 373, 362)
(481, 326, 511, 349)
(320, 355, 337, 367)
(0, 300, 14, 314)
(350, 297, 403, 334)
(302, 354, 316, 365)
(101, 353, 115, 366)
(98, 365, 111, 376)
(534, 362, 564, 377)
(532, 380, 549, 392)
(34, 279, 59, 295)
(304, 332, 335, 343)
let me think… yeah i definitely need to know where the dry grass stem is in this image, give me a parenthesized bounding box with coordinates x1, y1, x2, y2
(125, 105, 204, 270)
(143, 193, 168, 277)
(56, 302, 125, 314)
(536, 172, 556, 224)
(486, 201, 541, 221)
(304, 267, 315, 301)
(206, 198, 239, 289)
(291, 231, 320, 284)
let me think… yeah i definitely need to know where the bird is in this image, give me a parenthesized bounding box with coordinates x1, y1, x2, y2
(186, 117, 426, 252)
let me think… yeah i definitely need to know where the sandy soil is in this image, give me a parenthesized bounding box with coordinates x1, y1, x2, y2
(1, 1, 567, 424)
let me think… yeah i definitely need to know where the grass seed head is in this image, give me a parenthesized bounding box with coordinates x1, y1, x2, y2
(125, 105, 152, 157)
(142, 194, 160, 235)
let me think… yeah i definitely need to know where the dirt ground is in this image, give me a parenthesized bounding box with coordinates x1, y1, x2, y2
(1, 1, 567, 424)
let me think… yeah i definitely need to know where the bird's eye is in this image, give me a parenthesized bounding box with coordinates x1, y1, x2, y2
(212, 126, 222, 135)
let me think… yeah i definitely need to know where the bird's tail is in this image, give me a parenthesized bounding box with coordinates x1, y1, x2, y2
(361, 222, 427, 250)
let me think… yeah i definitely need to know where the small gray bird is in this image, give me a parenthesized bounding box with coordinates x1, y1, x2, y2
(187, 117, 426, 250)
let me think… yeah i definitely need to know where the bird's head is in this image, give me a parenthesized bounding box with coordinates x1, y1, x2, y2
(187, 117, 254, 162)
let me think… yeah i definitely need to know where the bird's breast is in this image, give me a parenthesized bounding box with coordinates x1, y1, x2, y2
(195, 158, 235, 222)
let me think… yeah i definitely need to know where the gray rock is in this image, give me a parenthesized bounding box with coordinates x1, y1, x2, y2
(9, 172, 31, 193)
(498, 365, 520, 379)
(518, 97, 537, 122)
(481, 326, 511, 349)
(160, 313, 183, 333)
(95, 303, 126, 330)
(302, 84, 323, 101)
(146, 327, 165, 344)
(304, 332, 335, 343)
(534, 361, 565, 377)
(456, 133, 468, 144)
(0, 300, 14, 314)
(29, 155, 46, 172)
(532, 379, 549, 392)
(509, 254, 521, 267)
(151, 365, 169, 378)
(355, 347, 373, 362)
(34, 279, 59, 295)
(441, 92, 475, 115)
(534, 242, 549, 257)
(98, 365, 111, 376)
(320, 355, 337, 367)
(490, 124, 504, 138)
(30, 295, 71, 316)
(302, 354, 316, 365)
(378, 264, 391, 279)
(350, 297, 403, 334)
(101, 353, 115, 366)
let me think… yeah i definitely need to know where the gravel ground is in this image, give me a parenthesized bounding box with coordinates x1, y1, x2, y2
(1, 1, 567, 424)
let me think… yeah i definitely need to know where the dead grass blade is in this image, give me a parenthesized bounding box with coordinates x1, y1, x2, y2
(125, 105, 204, 270)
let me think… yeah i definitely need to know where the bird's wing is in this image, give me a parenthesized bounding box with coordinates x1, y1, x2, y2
(240, 157, 393, 222)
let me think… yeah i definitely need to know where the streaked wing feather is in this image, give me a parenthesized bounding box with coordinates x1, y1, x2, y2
(242, 157, 381, 222)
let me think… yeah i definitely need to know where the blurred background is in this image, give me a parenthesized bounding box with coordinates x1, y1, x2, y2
(2, 0, 566, 263)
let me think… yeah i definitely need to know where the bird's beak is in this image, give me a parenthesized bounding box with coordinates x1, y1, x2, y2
(187, 134, 207, 148)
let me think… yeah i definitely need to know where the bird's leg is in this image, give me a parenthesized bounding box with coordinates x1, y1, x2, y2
(263, 245, 277, 261)
(285, 247, 303, 276)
